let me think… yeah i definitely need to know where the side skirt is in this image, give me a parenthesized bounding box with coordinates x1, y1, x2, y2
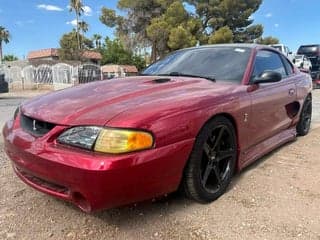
(238, 127, 297, 171)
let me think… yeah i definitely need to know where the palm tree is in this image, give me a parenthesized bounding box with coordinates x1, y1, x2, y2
(69, 0, 84, 51)
(79, 21, 89, 34)
(92, 34, 102, 49)
(0, 26, 10, 64)
(78, 21, 89, 51)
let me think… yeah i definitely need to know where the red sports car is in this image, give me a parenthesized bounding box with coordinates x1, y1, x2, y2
(3, 44, 313, 212)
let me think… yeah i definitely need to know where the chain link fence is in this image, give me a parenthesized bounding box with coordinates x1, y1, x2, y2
(0, 63, 102, 91)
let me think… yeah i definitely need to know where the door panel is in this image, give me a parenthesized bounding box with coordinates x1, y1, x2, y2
(247, 50, 297, 149)
(248, 80, 296, 147)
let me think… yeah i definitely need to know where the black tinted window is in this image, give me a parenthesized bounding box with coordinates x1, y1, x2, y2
(297, 45, 319, 54)
(252, 50, 287, 81)
(143, 47, 251, 83)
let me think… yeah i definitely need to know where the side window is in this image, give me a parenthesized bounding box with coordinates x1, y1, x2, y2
(251, 50, 287, 81)
(281, 56, 294, 75)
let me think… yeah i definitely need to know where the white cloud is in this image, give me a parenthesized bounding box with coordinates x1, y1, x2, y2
(37, 4, 63, 11)
(274, 23, 279, 28)
(83, 6, 92, 16)
(265, 13, 272, 18)
(66, 19, 77, 27)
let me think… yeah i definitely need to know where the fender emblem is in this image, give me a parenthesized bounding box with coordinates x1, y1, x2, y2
(244, 113, 249, 122)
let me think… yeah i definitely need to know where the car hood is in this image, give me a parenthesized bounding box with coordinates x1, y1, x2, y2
(21, 76, 238, 126)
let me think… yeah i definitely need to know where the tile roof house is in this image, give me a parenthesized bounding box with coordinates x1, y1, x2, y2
(121, 65, 139, 73)
(27, 48, 59, 61)
(27, 48, 102, 64)
(101, 64, 139, 79)
(82, 51, 102, 61)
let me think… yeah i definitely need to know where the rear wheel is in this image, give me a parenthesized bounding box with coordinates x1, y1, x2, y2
(182, 116, 237, 203)
(296, 95, 312, 136)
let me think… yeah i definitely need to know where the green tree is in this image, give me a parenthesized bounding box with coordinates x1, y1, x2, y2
(2, 54, 18, 62)
(92, 34, 102, 49)
(100, 0, 277, 63)
(100, 8, 119, 28)
(101, 38, 146, 70)
(78, 21, 89, 34)
(208, 26, 233, 44)
(186, 0, 263, 43)
(131, 55, 146, 71)
(100, 0, 174, 62)
(69, 0, 84, 50)
(147, 1, 200, 59)
(233, 25, 264, 43)
(256, 36, 280, 45)
(0, 26, 10, 64)
(58, 30, 93, 61)
(146, 18, 170, 59)
(168, 26, 196, 50)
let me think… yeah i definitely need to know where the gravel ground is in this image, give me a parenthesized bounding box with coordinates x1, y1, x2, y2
(0, 90, 320, 240)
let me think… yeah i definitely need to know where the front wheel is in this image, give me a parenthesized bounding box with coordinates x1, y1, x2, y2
(182, 116, 237, 203)
(296, 95, 312, 136)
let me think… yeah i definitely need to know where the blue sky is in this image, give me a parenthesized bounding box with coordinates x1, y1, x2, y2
(0, 0, 319, 59)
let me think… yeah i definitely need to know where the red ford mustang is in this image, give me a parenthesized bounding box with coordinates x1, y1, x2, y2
(3, 44, 313, 212)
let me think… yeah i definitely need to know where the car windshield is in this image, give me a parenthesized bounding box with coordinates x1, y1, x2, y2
(298, 45, 319, 54)
(142, 46, 251, 83)
(295, 55, 303, 59)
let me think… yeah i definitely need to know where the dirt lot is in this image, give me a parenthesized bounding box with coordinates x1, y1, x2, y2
(0, 90, 320, 240)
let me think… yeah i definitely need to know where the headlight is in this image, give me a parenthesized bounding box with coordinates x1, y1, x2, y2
(57, 126, 101, 150)
(94, 128, 154, 154)
(57, 127, 154, 154)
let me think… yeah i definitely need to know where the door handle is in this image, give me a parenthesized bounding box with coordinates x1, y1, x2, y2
(289, 89, 295, 96)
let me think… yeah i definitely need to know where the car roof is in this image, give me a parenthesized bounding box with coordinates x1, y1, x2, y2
(181, 43, 272, 51)
(299, 44, 320, 47)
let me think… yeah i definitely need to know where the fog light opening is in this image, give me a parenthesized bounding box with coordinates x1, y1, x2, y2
(72, 192, 91, 212)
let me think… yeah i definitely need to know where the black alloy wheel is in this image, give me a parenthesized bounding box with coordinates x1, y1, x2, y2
(297, 95, 312, 136)
(182, 116, 237, 203)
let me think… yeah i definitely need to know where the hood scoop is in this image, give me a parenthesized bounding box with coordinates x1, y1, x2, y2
(152, 78, 171, 84)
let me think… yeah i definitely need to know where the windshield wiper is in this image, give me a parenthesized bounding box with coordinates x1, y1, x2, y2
(158, 72, 216, 82)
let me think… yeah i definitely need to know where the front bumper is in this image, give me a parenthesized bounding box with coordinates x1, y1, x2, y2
(3, 119, 194, 212)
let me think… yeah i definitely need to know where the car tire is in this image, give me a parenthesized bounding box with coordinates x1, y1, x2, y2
(182, 116, 237, 203)
(296, 95, 312, 136)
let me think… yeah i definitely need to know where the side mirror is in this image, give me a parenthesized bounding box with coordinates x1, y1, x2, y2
(292, 59, 296, 64)
(252, 71, 282, 84)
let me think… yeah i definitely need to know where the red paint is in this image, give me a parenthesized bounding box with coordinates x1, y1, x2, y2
(2, 45, 312, 212)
